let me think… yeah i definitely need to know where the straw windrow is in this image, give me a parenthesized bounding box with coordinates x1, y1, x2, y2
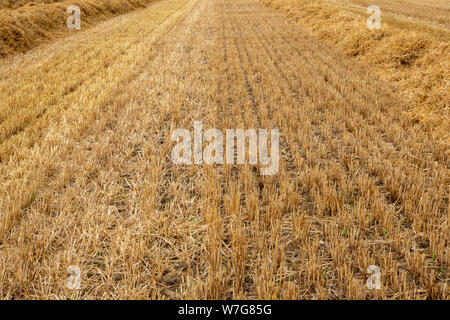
(261, 0, 449, 139)
(0, 0, 158, 57)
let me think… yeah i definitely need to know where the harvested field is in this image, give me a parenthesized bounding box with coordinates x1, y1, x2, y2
(0, 1, 69, 10)
(262, 0, 450, 139)
(0, 0, 158, 56)
(0, 0, 448, 299)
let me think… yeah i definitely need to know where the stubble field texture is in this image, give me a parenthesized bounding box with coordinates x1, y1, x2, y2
(0, 0, 448, 299)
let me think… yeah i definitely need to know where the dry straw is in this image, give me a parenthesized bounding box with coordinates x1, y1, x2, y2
(0, 0, 157, 57)
(261, 0, 449, 140)
(0, 0, 447, 300)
